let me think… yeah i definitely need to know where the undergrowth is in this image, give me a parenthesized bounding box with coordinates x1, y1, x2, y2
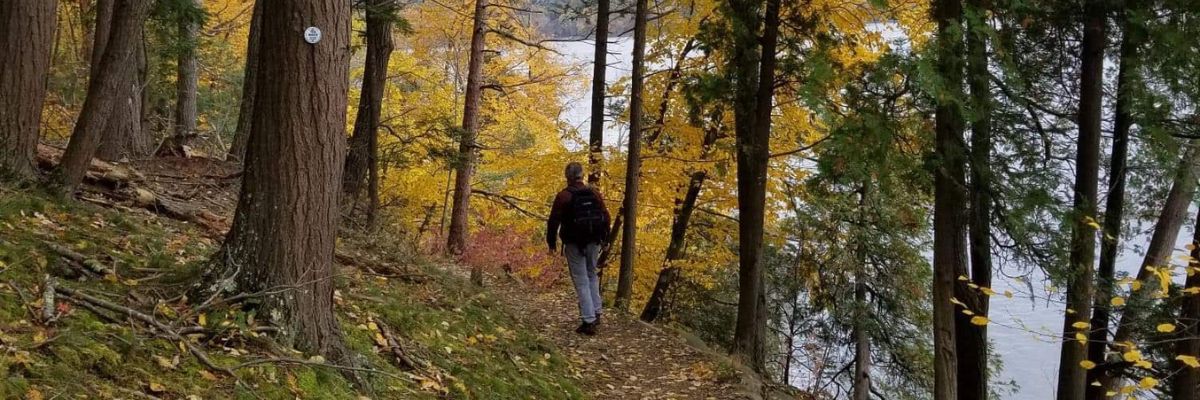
(0, 186, 584, 399)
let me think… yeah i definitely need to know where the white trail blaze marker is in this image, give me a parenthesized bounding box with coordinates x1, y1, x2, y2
(304, 27, 322, 44)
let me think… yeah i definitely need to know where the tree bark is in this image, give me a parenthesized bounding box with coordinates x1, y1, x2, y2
(0, 0, 57, 182)
(197, 0, 354, 371)
(932, 0, 965, 397)
(1099, 144, 1200, 391)
(91, 0, 151, 162)
(344, 0, 396, 228)
(447, 0, 487, 284)
(956, 0, 991, 397)
(51, 0, 152, 193)
(1085, 4, 1140, 398)
(1174, 209, 1200, 399)
(729, 0, 780, 374)
(613, 0, 649, 312)
(587, 0, 609, 185)
(226, 0, 264, 162)
(158, 0, 202, 157)
(1056, 1, 1105, 398)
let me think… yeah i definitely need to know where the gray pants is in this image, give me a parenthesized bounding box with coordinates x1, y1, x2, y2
(564, 242, 602, 323)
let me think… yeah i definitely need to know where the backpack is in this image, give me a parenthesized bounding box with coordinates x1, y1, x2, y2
(561, 187, 609, 245)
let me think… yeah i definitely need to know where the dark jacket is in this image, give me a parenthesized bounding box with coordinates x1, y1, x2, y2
(546, 180, 611, 250)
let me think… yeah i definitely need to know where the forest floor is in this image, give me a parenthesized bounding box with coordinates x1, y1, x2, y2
(0, 151, 781, 399)
(487, 275, 752, 400)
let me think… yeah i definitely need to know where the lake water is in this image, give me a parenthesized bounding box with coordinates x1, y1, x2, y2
(549, 38, 1195, 399)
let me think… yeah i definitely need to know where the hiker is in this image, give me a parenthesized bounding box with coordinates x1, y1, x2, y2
(547, 162, 612, 335)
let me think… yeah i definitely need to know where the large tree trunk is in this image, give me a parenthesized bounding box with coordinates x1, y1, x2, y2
(158, 0, 202, 157)
(613, 0, 648, 312)
(729, 0, 780, 374)
(1056, 1, 1105, 398)
(447, 0, 487, 284)
(1174, 209, 1200, 399)
(1085, 5, 1140, 398)
(197, 0, 353, 369)
(51, 0, 152, 193)
(1099, 145, 1200, 391)
(955, 0, 991, 397)
(640, 124, 718, 322)
(932, 0, 965, 397)
(344, 0, 396, 227)
(91, 0, 151, 162)
(226, 0, 263, 162)
(587, 0, 609, 185)
(0, 0, 57, 182)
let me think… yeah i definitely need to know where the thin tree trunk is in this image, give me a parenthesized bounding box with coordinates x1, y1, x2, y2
(597, 210, 622, 269)
(1085, 4, 1140, 398)
(158, 0, 201, 157)
(853, 182, 872, 400)
(643, 37, 698, 147)
(613, 0, 649, 311)
(1099, 144, 1200, 391)
(447, 0, 487, 284)
(1174, 209, 1200, 399)
(932, 0, 965, 396)
(587, 0, 609, 185)
(730, 0, 780, 374)
(640, 170, 704, 321)
(1056, 1, 1106, 398)
(0, 0, 57, 181)
(196, 0, 355, 374)
(92, 0, 150, 162)
(226, 0, 263, 162)
(51, 0, 152, 193)
(344, 0, 396, 225)
(956, 0, 991, 397)
(640, 125, 718, 322)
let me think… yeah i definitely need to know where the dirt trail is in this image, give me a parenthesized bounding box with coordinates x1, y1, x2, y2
(489, 277, 751, 400)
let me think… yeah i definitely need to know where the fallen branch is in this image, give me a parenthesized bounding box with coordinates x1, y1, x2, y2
(228, 356, 410, 382)
(54, 285, 238, 379)
(44, 242, 113, 276)
(371, 317, 421, 371)
(4, 280, 35, 321)
(335, 251, 429, 284)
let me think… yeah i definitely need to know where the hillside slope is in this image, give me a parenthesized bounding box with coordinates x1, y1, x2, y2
(0, 184, 583, 399)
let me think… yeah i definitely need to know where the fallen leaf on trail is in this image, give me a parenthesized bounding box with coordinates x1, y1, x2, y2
(198, 370, 218, 381)
(154, 354, 180, 369)
(148, 382, 166, 393)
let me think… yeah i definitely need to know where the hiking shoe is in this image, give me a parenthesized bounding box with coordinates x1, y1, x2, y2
(575, 321, 598, 336)
(594, 314, 602, 327)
